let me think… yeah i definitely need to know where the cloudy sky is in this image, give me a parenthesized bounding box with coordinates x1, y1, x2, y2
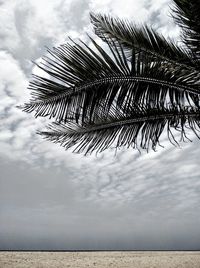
(0, 0, 200, 250)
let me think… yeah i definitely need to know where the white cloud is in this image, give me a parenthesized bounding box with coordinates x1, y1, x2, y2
(0, 0, 199, 197)
(0, 0, 200, 250)
(89, 0, 180, 38)
(0, 0, 92, 72)
(0, 51, 28, 99)
(0, 0, 180, 75)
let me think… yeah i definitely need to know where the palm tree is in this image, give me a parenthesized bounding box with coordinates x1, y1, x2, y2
(21, 0, 200, 155)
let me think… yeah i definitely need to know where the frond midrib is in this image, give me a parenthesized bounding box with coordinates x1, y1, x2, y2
(45, 110, 199, 135)
(26, 75, 200, 106)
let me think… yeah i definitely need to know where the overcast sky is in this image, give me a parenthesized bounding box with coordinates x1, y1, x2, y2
(0, 0, 200, 250)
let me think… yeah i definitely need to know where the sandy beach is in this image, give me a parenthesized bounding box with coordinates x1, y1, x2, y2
(0, 251, 200, 268)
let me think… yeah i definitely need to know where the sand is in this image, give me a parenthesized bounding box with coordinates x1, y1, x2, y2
(0, 251, 200, 268)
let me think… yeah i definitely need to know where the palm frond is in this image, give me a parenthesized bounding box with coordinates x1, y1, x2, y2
(38, 105, 200, 155)
(171, 0, 200, 62)
(90, 13, 196, 68)
(21, 36, 200, 124)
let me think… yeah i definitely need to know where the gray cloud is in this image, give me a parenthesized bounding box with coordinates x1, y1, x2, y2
(0, 0, 200, 250)
(1, 154, 200, 250)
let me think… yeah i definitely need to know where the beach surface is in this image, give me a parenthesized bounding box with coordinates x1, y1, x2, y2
(0, 251, 200, 268)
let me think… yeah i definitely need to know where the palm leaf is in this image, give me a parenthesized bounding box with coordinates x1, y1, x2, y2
(38, 105, 200, 155)
(20, 36, 200, 124)
(171, 0, 200, 63)
(90, 13, 196, 68)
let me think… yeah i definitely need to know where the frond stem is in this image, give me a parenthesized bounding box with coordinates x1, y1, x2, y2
(47, 111, 199, 134)
(28, 75, 200, 105)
